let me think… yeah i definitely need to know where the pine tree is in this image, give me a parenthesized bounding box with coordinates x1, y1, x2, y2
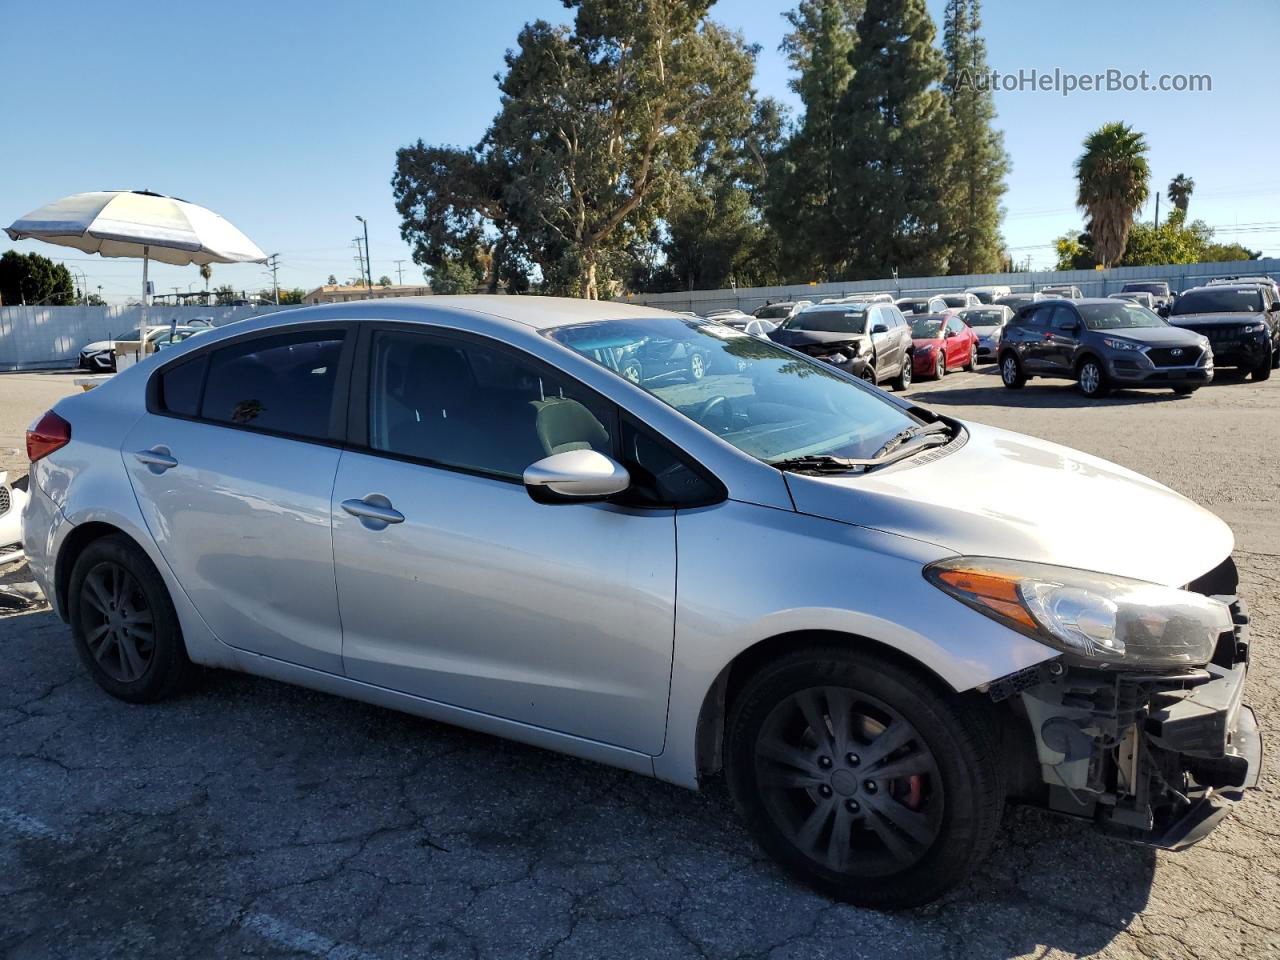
(765, 0, 864, 280)
(942, 0, 1008, 274)
(832, 0, 955, 278)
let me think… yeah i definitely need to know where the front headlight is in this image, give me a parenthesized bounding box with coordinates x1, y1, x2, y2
(1245, 321, 1267, 333)
(925, 557, 1230, 669)
(1102, 337, 1143, 352)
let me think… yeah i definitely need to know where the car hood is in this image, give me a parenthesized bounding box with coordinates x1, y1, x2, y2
(769, 329, 869, 349)
(82, 340, 114, 352)
(1097, 325, 1206, 346)
(784, 421, 1233, 588)
(911, 336, 944, 348)
(967, 325, 1000, 335)
(1168, 313, 1262, 327)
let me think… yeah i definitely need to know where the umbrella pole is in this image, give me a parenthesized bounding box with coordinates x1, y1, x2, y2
(142, 246, 150, 306)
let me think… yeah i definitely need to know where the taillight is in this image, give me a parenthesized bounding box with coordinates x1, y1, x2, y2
(27, 410, 71, 462)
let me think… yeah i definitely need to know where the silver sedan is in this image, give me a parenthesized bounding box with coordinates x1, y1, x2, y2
(23, 297, 1260, 908)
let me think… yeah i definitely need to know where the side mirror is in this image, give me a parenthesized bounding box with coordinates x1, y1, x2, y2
(945, 328, 957, 338)
(871, 323, 889, 335)
(523, 450, 630, 503)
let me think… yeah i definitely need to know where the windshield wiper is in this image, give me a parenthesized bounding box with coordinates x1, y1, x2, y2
(770, 422, 954, 476)
(871, 420, 951, 458)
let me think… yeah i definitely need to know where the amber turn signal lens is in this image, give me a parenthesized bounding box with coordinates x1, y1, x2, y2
(935, 567, 1038, 630)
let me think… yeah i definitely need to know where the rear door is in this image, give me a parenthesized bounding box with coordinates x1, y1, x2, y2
(1010, 305, 1051, 371)
(123, 325, 354, 674)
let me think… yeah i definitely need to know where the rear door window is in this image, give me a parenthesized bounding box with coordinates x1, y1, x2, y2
(200, 331, 346, 440)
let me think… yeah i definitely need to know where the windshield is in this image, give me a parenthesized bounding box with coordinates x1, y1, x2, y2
(909, 317, 945, 338)
(1078, 303, 1165, 330)
(754, 304, 792, 320)
(782, 308, 868, 334)
(1122, 282, 1168, 295)
(941, 295, 968, 307)
(549, 317, 919, 463)
(968, 291, 996, 304)
(960, 309, 1006, 327)
(896, 299, 932, 315)
(1172, 289, 1265, 315)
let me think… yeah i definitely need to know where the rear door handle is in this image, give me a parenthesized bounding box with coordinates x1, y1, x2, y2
(134, 447, 178, 472)
(341, 496, 404, 526)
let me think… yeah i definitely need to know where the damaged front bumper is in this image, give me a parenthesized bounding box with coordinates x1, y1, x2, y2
(1009, 595, 1261, 849)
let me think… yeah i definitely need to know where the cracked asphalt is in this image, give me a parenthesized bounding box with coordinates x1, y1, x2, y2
(2, 365, 1279, 959)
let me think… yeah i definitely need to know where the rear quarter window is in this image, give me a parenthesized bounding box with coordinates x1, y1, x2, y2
(159, 355, 208, 417)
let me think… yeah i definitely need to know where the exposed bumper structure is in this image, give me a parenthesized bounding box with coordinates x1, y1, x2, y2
(1013, 595, 1260, 850)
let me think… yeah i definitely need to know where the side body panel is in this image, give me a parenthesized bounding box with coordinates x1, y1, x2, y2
(655, 500, 1059, 788)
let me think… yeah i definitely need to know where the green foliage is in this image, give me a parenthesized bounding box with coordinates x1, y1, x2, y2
(830, 0, 956, 278)
(942, 0, 1008, 274)
(1057, 209, 1262, 268)
(198, 263, 213, 287)
(326, 274, 338, 286)
(1074, 122, 1150, 267)
(764, 0, 863, 279)
(394, 0, 762, 298)
(0, 250, 76, 306)
(1117, 210, 1209, 266)
(429, 258, 481, 295)
(377, 275, 392, 287)
(212, 284, 238, 306)
(278, 288, 306, 304)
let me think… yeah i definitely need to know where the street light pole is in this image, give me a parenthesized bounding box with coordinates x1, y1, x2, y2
(355, 216, 372, 291)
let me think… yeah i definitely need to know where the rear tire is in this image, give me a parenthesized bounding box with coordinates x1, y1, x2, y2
(1077, 357, 1110, 398)
(999, 353, 1026, 389)
(726, 648, 1005, 909)
(964, 345, 977, 371)
(68, 535, 195, 703)
(893, 356, 913, 391)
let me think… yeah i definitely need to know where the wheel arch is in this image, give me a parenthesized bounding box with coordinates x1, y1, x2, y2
(54, 521, 134, 622)
(692, 629, 957, 784)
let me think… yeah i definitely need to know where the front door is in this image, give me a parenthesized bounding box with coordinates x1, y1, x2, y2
(331, 327, 677, 754)
(123, 326, 353, 674)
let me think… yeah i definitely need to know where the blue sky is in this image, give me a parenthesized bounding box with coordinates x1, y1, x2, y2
(2, 0, 1276, 302)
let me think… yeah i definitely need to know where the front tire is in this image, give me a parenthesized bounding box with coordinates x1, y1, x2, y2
(69, 535, 195, 703)
(1253, 355, 1272, 381)
(1077, 357, 1110, 398)
(933, 354, 946, 380)
(726, 648, 1004, 909)
(999, 353, 1026, 389)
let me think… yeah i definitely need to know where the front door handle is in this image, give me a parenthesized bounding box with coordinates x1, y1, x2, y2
(134, 446, 178, 472)
(341, 495, 404, 526)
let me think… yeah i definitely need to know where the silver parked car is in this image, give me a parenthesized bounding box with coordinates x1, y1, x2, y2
(23, 297, 1260, 908)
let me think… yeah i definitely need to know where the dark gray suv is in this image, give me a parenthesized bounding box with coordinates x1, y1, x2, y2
(998, 299, 1212, 398)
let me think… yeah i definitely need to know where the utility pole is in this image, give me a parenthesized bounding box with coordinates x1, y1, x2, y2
(355, 216, 372, 291)
(1154, 193, 1160, 228)
(352, 237, 367, 287)
(394, 260, 406, 285)
(265, 253, 281, 304)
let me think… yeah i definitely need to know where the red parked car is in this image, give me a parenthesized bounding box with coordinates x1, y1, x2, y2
(910, 313, 979, 379)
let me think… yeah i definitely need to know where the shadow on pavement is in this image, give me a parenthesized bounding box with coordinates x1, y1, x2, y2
(0, 609, 1156, 959)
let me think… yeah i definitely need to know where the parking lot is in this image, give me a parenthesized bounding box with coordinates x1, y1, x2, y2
(2, 364, 1278, 960)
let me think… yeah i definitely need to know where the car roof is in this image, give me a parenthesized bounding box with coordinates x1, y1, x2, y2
(1182, 284, 1261, 295)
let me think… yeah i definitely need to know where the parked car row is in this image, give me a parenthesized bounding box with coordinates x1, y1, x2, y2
(78, 322, 213, 372)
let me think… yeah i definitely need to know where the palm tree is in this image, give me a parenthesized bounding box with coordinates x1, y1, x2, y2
(198, 263, 212, 289)
(1168, 173, 1195, 214)
(1073, 122, 1150, 267)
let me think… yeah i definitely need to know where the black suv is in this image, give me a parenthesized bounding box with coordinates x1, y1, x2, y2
(998, 298, 1212, 398)
(1168, 284, 1279, 381)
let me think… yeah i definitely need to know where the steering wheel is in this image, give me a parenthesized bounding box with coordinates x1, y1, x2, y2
(694, 395, 732, 432)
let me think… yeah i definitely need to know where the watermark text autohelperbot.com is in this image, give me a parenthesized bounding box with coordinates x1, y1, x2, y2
(956, 68, 1212, 97)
